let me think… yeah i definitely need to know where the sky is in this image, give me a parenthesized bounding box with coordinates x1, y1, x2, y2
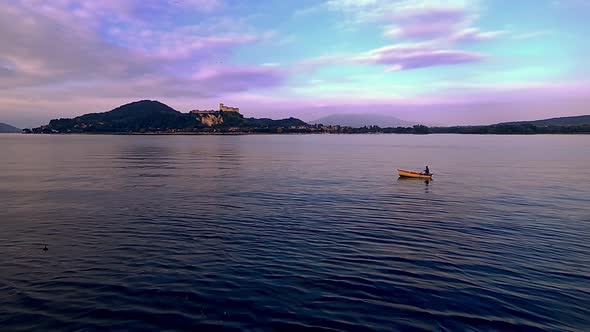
(1, 0, 589, 127)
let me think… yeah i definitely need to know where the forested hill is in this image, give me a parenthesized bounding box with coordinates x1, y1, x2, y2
(499, 115, 590, 127)
(29, 100, 308, 133)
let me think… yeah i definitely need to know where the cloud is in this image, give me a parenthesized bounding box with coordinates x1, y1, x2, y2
(295, 0, 496, 73)
(384, 6, 468, 40)
(191, 65, 286, 93)
(380, 2, 509, 45)
(170, 0, 223, 12)
(0, 1, 282, 97)
(0, 3, 148, 88)
(324, 1, 475, 30)
(452, 28, 507, 43)
(21, 0, 224, 22)
(295, 54, 353, 72)
(113, 27, 261, 61)
(297, 42, 485, 72)
(323, 0, 503, 44)
(358, 43, 485, 71)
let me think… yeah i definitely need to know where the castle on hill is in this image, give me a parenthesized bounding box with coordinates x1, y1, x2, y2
(190, 103, 239, 114)
(219, 103, 239, 112)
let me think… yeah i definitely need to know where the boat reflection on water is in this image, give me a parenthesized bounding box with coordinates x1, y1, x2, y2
(397, 176, 431, 192)
(398, 176, 431, 184)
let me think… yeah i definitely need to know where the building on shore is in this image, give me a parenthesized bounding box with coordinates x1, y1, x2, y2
(219, 103, 239, 112)
(190, 103, 239, 114)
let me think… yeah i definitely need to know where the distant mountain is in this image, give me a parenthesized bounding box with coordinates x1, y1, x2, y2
(500, 115, 590, 127)
(0, 122, 21, 133)
(312, 113, 414, 128)
(30, 100, 308, 133)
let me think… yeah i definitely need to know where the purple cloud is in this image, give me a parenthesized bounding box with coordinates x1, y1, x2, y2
(192, 65, 285, 92)
(384, 7, 467, 40)
(319, 1, 499, 71)
(115, 28, 261, 61)
(0, 0, 282, 97)
(358, 44, 485, 71)
(0, 3, 146, 88)
(38, 0, 223, 23)
(368, 3, 507, 48)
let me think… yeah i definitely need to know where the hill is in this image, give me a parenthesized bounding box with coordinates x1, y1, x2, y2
(428, 115, 590, 134)
(40, 100, 197, 133)
(313, 113, 414, 128)
(245, 117, 307, 128)
(0, 122, 21, 133)
(30, 100, 308, 133)
(500, 115, 590, 127)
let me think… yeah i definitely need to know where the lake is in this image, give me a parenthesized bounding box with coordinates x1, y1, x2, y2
(1, 134, 589, 331)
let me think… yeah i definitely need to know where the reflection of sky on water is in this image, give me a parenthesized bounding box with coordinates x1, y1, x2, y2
(1, 134, 589, 331)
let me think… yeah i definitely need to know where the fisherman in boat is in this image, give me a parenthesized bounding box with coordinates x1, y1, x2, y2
(423, 166, 430, 175)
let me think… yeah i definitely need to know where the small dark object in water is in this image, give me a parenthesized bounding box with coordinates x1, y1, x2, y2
(43, 245, 48, 251)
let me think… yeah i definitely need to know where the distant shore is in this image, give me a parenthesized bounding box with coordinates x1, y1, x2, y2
(25, 100, 590, 136)
(21, 130, 590, 136)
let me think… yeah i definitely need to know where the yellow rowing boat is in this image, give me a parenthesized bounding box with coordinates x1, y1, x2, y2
(398, 169, 433, 179)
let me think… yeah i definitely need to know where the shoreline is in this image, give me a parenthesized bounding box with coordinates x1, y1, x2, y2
(19, 131, 590, 136)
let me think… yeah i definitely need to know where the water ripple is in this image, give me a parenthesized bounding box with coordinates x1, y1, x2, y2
(1, 134, 589, 331)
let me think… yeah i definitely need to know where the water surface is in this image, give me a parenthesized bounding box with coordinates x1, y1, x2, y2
(1, 134, 589, 331)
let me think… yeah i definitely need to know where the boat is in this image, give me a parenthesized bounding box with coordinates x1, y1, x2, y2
(397, 169, 433, 179)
